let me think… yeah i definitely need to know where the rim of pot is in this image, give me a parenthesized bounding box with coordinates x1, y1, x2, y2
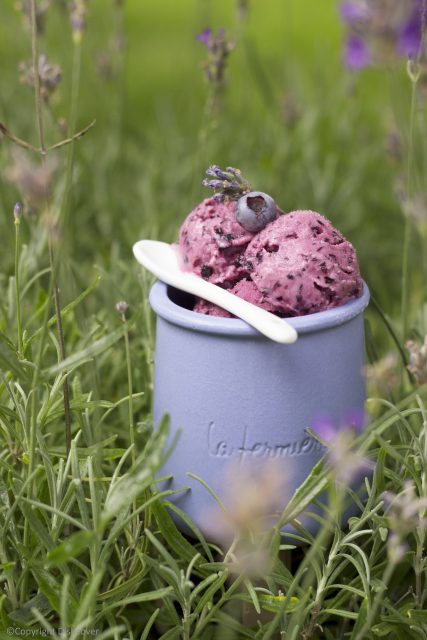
(149, 280, 370, 337)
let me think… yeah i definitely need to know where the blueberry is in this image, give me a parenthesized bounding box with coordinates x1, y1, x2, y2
(236, 191, 277, 232)
(201, 265, 213, 278)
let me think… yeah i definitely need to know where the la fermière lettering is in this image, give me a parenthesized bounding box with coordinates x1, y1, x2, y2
(207, 422, 325, 460)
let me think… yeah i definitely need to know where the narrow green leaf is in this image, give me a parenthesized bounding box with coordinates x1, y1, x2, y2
(21, 497, 87, 531)
(101, 586, 174, 614)
(189, 573, 222, 604)
(9, 594, 51, 625)
(151, 500, 209, 576)
(277, 458, 328, 526)
(19, 503, 55, 552)
(244, 579, 261, 614)
(140, 608, 160, 640)
(186, 472, 227, 513)
(102, 418, 169, 521)
(163, 501, 216, 563)
(379, 527, 388, 542)
(350, 597, 369, 639)
(194, 571, 229, 614)
(342, 542, 371, 585)
(32, 567, 79, 622)
(325, 583, 365, 599)
(45, 530, 96, 566)
(144, 528, 180, 574)
(321, 608, 359, 620)
(44, 322, 127, 377)
(74, 569, 104, 626)
(407, 609, 427, 623)
(215, 610, 257, 638)
(339, 552, 370, 597)
(158, 627, 182, 640)
(97, 563, 146, 603)
(0, 338, 27, 379)
(29, 276, 101, 345)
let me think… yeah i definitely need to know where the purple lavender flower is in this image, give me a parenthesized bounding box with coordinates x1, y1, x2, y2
(70, 0, 88, 38)
(312, 411, 370, 485)
(311, 414, 337, 443)
(202, 178, 223, 190)
(196, 28, 212, 48)
(205, 164, 223, 178)
(19, 54, 62, 101)
(312, 409, 366, 442)
(340, 0, 427, 70)
(13, 202, 22, 221)
(202, 165, 252, 201)
(397, 3, 426, 58)
(340, 1, 369, 24)
(345, 35, 371, 70)
(196, 28, 234, 91)
(344, 407, 367, 431)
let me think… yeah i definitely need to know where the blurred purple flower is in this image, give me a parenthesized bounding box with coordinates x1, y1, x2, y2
(5, 150, 58, 206)
(312, 408, 366, 442)
(311, 414, 337, 443)
(19, 53, 62, 101)
(312, 410, 370, 485)
(406, 335, 427, 384)
(345, 35, 371, 70)
(196, 27, 235, 105)
(205, 461, 289, 576)
(196, 28, 212, 48)
(383, 481, 427, 562)
(340, 0, 427, 70)
(398, 3, 426, 57)
(69, 0, 88, 38)
(16, 0, 50, 35)
(340, 1, 369, 24)
(346, 407, 369, 430)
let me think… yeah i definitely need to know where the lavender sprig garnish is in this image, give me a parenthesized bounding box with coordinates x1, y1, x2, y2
(202, 165, 252, 202)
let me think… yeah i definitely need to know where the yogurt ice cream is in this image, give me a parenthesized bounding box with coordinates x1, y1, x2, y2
(193, 277, 277, 316)
(179, 197, 269, 287)
(243, 210, 362, 316)
(178, 168, 362, 317)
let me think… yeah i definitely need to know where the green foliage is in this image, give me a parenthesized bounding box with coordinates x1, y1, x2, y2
(0, 0, 426, 638)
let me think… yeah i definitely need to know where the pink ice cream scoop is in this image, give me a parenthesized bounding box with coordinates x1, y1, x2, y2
(244, 210, 362, 316)
(193, 278, 277, 317)
(185, 208, 362, 318)
(179, 198, 259, 287)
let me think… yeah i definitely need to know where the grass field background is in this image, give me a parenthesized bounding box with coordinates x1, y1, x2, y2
(0, 1, 426, 637)
(0, 0, 415, 325)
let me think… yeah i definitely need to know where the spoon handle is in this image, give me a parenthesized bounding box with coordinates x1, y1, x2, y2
(133, 240, 298, 344)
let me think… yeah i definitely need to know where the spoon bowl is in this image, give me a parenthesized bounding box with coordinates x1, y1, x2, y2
(132, 239, 298, 344)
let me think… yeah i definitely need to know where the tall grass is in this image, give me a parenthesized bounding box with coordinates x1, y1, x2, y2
(0, 1, 426, 638)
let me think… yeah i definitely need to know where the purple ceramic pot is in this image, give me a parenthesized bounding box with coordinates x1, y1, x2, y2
(149, 281, 370, 538)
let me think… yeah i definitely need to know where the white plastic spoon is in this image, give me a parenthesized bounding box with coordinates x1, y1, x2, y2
(133, 240, 298, 345)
